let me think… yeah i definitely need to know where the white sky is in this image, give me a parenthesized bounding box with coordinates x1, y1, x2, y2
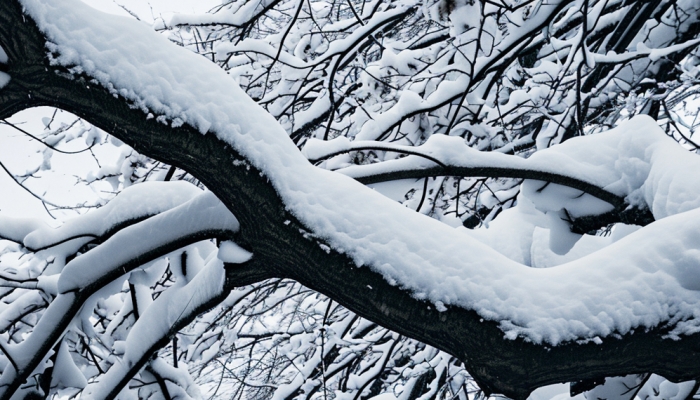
(0, 1, 218, 223)
(82, 0, 221, 22)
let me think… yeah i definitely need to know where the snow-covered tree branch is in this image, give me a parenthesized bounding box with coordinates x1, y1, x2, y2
(0, 0, 700, 399)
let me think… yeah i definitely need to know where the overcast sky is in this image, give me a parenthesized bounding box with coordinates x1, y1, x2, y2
(82, 0, 220, 22)
(0, 1, 219, 222)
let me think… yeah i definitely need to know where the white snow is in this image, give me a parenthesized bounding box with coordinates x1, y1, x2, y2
(57, 190, 238, 293)
(0, 291, 44, 333)
(0, 292, 77, 387)
(527, 383, 583, 400)
(217, 39, 310, 69)
(82, 254, 227, 398)
(302, 136, 351, 161)
(217, 240, 253, 264)
(0, 216, 47, 244)
(165, 0, 277, 29)
(593, 37, 700, 64)
(638, 375, 698, 400)
(23, 181, 202, 250)
(19, 0, 700, 345)
(50, 340, 88, 389)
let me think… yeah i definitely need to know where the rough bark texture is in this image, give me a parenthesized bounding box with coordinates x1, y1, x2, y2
(0, 2, 699, 399)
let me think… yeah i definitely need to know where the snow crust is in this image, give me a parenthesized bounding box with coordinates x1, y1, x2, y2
(51, 340, 88, 389)
(58, 190, 238, 293)
(0, 216, 46, 244)
(20, 0, 700, 344)
(592, 37, 700, 64)
(82, 254, 226, 398)
(0, 292, 77, 388)
(0, 187, 240, 392)
(217, 240, 253, 263)
(638, 375, 698, 400)
(23, 181, 201, 250)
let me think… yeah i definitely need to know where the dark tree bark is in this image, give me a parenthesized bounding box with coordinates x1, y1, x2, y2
(0, 2, 699, 399)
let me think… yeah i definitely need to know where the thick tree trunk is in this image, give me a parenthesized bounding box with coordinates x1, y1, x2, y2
(0, 2, 699, 399)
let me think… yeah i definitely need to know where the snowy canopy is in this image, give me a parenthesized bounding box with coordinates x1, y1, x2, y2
(13, 0, 700, 347)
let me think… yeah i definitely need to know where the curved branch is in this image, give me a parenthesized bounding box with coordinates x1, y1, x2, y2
(352, 163, 623, 204)
(312, 145, 448, 168)
(0, 194, 244, 398)
(0, 3, 697, 400)
(340, 159, 658, 229)
(0, 118, 97, 154)
(84, 258, 273, 400)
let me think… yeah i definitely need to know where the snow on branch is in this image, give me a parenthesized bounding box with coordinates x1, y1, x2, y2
(58, 189, 239, 293)
(4, 0, 700, 397)
(306, 115, 700, 221)
(0, 186, 241, 399)
(14, 0, 700, 346)
(593, 37, 700, 64)
(0, 181, 203, 251)
(82, 252, 235, 399)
